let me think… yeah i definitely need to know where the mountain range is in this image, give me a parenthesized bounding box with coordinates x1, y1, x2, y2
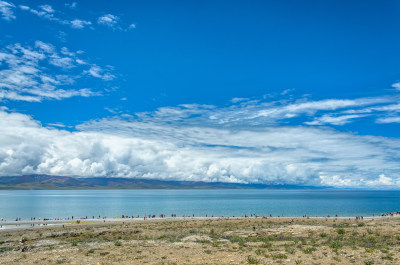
(0, 175, 325, 190)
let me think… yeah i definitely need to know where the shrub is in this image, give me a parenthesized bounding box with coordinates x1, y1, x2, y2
(302, 247, 316, 254)
(329, 241, 342, 249)
(273, 253, 288, 260)
(247, 256, 259, 264)
(337, 228, 345, 235)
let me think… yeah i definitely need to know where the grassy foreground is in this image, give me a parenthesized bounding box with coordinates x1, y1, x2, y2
(1, 217, 400, 264)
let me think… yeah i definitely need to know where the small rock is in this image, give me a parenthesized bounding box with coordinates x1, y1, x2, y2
(21, 246, 29, 252)
(100, 252, 109, 256)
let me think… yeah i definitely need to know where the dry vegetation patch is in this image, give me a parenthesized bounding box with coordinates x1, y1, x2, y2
(0, 217, 400, 264)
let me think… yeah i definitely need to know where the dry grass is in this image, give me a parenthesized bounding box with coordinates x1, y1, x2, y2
(1, 217, 400, 264)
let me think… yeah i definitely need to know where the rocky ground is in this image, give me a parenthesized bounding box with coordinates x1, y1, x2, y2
(0, 217, 399, 264)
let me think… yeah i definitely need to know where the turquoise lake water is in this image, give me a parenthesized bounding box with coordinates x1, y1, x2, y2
(0, 189, 399, 221)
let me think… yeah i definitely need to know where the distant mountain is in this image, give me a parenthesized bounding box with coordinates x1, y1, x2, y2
(0, 175, 326, 190)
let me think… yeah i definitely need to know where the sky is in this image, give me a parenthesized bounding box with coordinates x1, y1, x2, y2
(1, 0, 400, 188)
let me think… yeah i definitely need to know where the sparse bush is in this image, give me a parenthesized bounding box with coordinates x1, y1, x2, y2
(255, 249, 265, 256)
(381, 255, 393, 261)
(302, 247, 316, 254)
(260, 242, 272, 248)
(337, 228, 345, 235)
(272, 253, 287, 260)
(285, 247, 296, 254)
(329, 241, 342, 249)
(247, 255, 259, 264)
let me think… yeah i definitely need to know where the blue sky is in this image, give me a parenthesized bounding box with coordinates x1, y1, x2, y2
(0, 0, 400, 187)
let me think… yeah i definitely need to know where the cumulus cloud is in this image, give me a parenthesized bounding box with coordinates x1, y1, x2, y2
(26, 4, 69, 24)
(0, 41, 114, 102)
(0, 0, 15, 20)
(392, 82, 400, 90)
(97, 14, 134, 31)
(70, 19, 91, 29)
(18, 3, 89, 29)
(97, 14, 119, 28)
(1, 103, 400, 188)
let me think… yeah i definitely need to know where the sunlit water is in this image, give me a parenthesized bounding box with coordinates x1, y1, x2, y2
(0, 189, 399, 221)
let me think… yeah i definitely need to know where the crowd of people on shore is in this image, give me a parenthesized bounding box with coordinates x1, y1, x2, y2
(1, 211, 399, 224)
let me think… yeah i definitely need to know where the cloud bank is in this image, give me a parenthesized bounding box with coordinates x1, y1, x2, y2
(1, 100, 400, 188)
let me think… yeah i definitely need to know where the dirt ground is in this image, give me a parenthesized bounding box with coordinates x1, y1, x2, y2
(1, 217, 400, 264)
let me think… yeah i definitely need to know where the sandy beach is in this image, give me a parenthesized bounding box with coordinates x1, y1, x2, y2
(1, 216, 399, 264)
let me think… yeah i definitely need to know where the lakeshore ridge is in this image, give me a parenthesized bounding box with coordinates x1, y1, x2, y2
(0, 175, 326, 190)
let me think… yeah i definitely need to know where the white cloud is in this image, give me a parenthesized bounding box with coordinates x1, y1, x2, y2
(70, 19, 91, 29)
(49, 56, 75, 69)
(10, 3, 134, 32)
(142, 96, 395, 128)
(231, 97, 249, 103)
(305, 114, 367, 126)
(18, 5, 29, 11)
(39, 4, 54, 13)
(28, 5, 62, 22)
(97, 14, 119, 28)
(0, 41, 114, 102)
(0, 0, 15, 21)
(65, 2, 77, 9)
(60, 47, 75, 57)
(19, 4, 90, 29)
(376, 116, 400, 124)
(86, 65, 115, 80)
(0, 107, 399, 188)
(392, 82, 400, 90)
(35, 40, 55, 53)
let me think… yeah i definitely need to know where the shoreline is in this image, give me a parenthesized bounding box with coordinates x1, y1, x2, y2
(1, 214, 399, 231)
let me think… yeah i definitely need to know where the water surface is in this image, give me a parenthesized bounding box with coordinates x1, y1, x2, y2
(0, 189, 399, 221)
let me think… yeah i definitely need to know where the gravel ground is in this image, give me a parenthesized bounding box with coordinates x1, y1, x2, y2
(1, 217, 400, 264)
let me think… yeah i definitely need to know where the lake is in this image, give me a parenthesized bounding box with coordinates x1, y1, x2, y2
(0, 189, 399, 221)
